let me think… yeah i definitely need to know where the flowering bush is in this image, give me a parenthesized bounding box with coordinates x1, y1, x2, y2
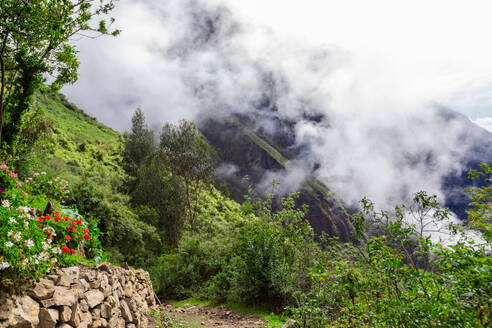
(0, 164, 22, 200)
(0, 164, 103, 294)
(35, 211, 92, 262)
(24, 171, 70, 202)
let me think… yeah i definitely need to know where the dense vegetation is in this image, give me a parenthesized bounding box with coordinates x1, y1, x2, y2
(0, 3, 490, 327)
(2, 79, 491, 328)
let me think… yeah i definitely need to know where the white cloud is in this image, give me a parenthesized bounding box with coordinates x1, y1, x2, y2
(62, 0, 491, 212)
(473, 117, 492, 132)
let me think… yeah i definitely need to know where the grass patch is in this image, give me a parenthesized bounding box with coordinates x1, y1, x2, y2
(149, 309, 172, 328)
(169, 297, 215, 308)
(169, 298, 288, 327)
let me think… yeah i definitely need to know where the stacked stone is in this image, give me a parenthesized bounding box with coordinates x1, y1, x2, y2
(0, 263, 156, 328)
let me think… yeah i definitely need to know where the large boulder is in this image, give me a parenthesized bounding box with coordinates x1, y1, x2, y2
(59, 306, 72, 322)
(61, 267, 79, 284)
(28, 279, 55, 301)
(53, 287, 76, 307)
(56, 271, 71, 287)
(85, 290, 105, 308)
(38, 308, 59, 328)
(2, 296, 41, 328)
(119, 300, 132, 323)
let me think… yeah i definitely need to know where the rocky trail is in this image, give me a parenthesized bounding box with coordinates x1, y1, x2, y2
(154, 303, 282, 328)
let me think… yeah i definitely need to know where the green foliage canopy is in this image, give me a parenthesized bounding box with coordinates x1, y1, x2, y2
(0, 0, 120, 154)
(160, 120, 217, 229)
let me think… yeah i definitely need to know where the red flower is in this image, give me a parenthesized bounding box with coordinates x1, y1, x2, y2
(65, 235, 71, 240)
(82, 228, 89, 233)
(67, 226, 72, 231)
(63, 216, 70, 221)
(83, 234, 90, 240)
(54, 217, 61, 222)
(50, 236, 54, 240)
(54, 211, 60, 216)
(37, 217, 43, 223)
(44, 216, 51, 220)
(70, 249, 75, 255)
(38, 225, 42, 229)
(62, 246, 70, 253)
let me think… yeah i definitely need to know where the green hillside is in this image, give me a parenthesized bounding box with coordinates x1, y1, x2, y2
(22, 92, 252, 266)
(29, 92, 124, 186)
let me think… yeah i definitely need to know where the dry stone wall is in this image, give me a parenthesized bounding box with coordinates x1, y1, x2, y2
(0, 263, 156, 328)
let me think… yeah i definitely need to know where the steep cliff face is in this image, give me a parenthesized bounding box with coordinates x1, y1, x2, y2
(200, 118, 354, 242)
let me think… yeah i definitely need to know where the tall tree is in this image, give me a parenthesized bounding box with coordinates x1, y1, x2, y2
(122, 108, 155, 186)
(0, 0, 120, 156)
(159, 120, 217, 229)
(132, 152, 186, 247)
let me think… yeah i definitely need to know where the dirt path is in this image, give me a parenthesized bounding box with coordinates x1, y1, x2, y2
(157, 303, 268, 328)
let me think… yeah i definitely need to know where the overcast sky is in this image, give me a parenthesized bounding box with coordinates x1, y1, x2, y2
(228, 0, 492, 122)
(64, 0, 492, 131)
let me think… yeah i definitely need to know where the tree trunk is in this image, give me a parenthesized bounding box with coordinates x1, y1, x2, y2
(0, 30, 10, 146)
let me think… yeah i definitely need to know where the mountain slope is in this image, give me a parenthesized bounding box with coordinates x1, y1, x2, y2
(30, 91, 125, 188)
(200, 105, 492, 241)
(201, 118, 354, 241)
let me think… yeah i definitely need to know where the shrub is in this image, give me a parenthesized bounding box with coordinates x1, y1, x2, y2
(0, 164, 21, 198)
(0, 165, 98, 294)
(69, 178, 162, 267)
(288, 187, 491, 328)
(224, 220, 294, 307)
(151, 237, 223, 299)
(205, 189, 320, 310)
(24, 171, 70, 202)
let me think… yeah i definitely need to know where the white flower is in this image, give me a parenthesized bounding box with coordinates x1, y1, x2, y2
(5, 241, 13, 247)
(52, 258, 57, 263)
(33, 259, 39, 265)
(2, 200, 10, 208)
(24, 221, 29, 229)
(17, 206, 29, 213)
(41, 241, 51, 250)
(26, 239, 34, 248)
(41, 172, 46, 175)
(13, 232, 21, 240)
(46, 268, 50, 273)
(33, 173, 39, 176)
(0, 262, 10, 269)
(9, 217, 16, 223)
(52, 247, 61, 254)
(47, 181, 52, 184)
(22, 258, 28, 266)
(7, 231, 13, 237)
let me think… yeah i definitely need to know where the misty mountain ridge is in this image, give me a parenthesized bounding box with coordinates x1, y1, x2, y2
(199, 101, 491, 238)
